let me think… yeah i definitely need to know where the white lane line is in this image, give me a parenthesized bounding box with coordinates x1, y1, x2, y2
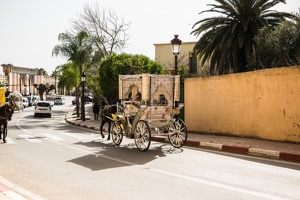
(60, 132, 91, 140)
(42, 133, 65, 141)
(18, 134, 42, 143)
(0, 176, 46, 200)
(2, 190, 28, 200)
(16, 119, 32, 135)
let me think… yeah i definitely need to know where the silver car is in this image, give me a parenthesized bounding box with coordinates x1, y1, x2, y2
(54, 97, 65, 105)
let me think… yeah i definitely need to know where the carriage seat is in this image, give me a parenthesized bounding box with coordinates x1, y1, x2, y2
(124, 103, 139, 116)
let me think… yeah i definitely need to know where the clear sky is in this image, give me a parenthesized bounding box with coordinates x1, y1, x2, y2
(0, 0, 298, 75)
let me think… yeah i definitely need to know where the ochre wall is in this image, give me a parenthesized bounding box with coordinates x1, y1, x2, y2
(184, 67, 300, 143)
(154, 42, 196, 69)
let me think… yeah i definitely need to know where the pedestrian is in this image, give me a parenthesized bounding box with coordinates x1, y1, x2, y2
(93, 102, 100, 120)
(101, 97, 108, 108)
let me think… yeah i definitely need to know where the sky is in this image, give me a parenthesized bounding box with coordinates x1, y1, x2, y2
(0, 0, 299, 75)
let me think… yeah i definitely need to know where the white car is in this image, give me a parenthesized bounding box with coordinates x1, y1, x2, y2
(34, 101, 52, 117)
(54, 96, 65, 105)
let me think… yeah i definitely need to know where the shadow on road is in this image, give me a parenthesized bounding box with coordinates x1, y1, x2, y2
(67, 140, 184, 171)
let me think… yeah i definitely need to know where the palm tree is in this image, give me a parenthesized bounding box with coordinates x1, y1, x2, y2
(0, 81, 7, 87)
(59, 63, 81, 116)
(51, 69, 60, 95)
(191, 0, 296, 75)
(52, 31, 93, 120)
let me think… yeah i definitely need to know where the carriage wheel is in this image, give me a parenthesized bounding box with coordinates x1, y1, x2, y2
(111, 123, 123, 145)
(134, 120, 151, 152)
(168, 118, 188, 148)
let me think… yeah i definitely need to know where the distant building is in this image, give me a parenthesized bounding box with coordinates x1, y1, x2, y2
(0, 64, 56, 96)
(154, 41, 206, 76)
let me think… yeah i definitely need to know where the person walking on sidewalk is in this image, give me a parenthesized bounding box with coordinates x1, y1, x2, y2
(93, 102, 100, 120)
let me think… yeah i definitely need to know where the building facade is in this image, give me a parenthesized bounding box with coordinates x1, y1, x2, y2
(154, 41, 204, 76)
(1, 64, 55, 96)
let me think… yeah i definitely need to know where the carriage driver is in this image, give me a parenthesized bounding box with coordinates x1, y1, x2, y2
(133, 92, 142, 107)
(135, 93, 141, 101)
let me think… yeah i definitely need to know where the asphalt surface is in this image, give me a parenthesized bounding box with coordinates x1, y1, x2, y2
(65, 104, 300, 163)
(1, 104, 300, 200)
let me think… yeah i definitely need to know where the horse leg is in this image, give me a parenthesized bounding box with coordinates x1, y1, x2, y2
(3, 125, 7, 143)
(1, 124, 7, 143)
(107, 121, 111, 141)
(99, 120, 105, 139)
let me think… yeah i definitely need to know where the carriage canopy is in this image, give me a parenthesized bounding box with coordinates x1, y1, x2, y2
(119, 74, 180, 106)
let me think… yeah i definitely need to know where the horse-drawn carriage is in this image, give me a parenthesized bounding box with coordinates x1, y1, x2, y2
(101, 73, 187, 151)
(7, 91, 24, 111)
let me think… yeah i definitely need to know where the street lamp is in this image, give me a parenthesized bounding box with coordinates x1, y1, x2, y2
(81, 73, 86, 121)
(170, 35, 182, 75)
(54, 71, 57, 95)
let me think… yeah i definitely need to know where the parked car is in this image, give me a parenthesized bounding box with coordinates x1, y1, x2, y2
(34, 101, 52, 117)
(72, 96, 93, 105)
(22, 97, 28, 108)
(85, 96, 93, 103)
(54, 96, 65, 105)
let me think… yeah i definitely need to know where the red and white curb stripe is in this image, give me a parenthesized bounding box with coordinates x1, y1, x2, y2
(0, 176, 45, 200)
(0, 185, 28, 200)
(151, 137, 300, 163)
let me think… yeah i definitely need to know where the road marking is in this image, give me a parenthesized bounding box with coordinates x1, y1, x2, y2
(42, 133, 65, 141)
(13, 115, 291, 200)
(18, 134, 42, 142)
(47, 139, 288, 200)
(60, 132, 92, 140)
(0, 176, 46, 200)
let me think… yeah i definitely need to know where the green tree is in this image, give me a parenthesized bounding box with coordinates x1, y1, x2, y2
(99, 53, 166, 103)
(52, 31, 93, 120)
(56, 63, 80, 95)
(191, 0, 296, 75)
(253, 17, 300, 69)
(83, 51, 105, 103)
(0, 81, 7, 87)
(51, 69, 60, 95)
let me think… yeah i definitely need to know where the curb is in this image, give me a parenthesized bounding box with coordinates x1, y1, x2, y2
(0, 185, 25, 200)
(149, 137, 300, 163)
(65, 115, 300, 163)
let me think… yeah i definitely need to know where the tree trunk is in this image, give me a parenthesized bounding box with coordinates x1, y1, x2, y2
(76, 87, 79, 117)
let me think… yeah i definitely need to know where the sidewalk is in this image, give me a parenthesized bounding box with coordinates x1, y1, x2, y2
(65, 104, 300, 163)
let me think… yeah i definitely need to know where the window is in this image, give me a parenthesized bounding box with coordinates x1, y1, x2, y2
(189, 53, 197, 73)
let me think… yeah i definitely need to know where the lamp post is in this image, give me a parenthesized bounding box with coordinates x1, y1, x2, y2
(54, 70, 57, 95)
(81, 73, 86, 121)
(170, 35, 182, 75)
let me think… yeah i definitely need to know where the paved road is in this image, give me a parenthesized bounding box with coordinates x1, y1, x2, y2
(67, 103, 300, 163)
(1, 97, 299, 200)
